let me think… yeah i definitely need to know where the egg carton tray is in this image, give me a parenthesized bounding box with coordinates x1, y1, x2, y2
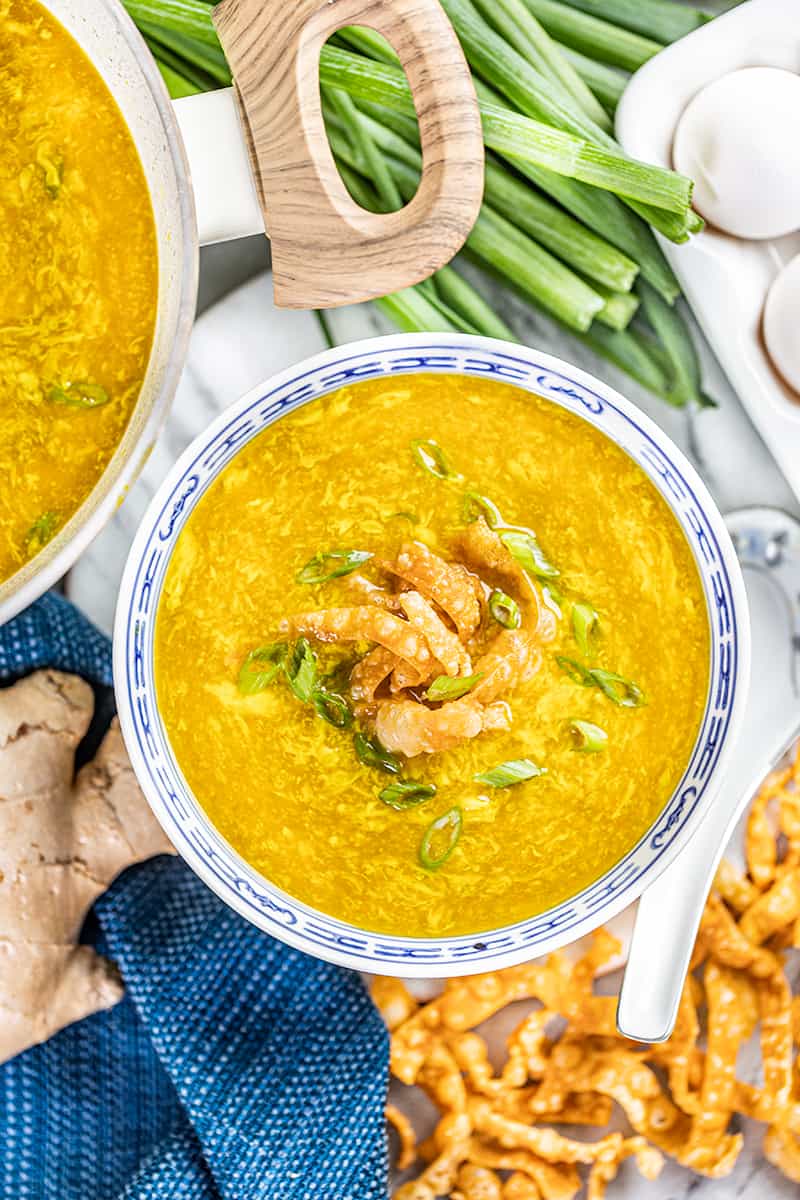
(616, 0, 800, 502)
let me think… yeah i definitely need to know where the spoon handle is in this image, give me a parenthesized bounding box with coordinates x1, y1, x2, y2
(617, 713, 800, 1042)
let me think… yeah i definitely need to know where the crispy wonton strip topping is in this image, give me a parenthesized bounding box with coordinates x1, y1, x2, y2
(374, 697, 505, 757)
(386, 1103, 418, 1172)
(350, 646, 398, 702)
(471, 630, 541, 705)
(285, 606, 433, 674)
(388, 541, 482, 641)
(399, 590, 472, 677)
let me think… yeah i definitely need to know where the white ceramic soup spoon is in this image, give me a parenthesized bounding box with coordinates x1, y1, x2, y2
(617, 506, 800, 1042)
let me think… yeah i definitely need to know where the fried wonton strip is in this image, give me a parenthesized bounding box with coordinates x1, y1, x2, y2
(764, 1125, 800, 1183)
(453, 1163, 504, 1200)
(388, 542, 482, 640)
(682, 963, 756, 1173)
(533, 1093, 614, 1127)
(697, 895, 780, 977)
(471, 630, 542, 705)
(586, 1137, 663, 1200)
(649, 980, 702, 1115)
(346, 573, 402, 610)
(739, 866, 800, 945)
(386, 1103, 417, 1171)
(418, 1043, 469, 1113)
(286, 606, 433, 675)
(559, 929, 622, 1036)
(374, 697, 485, 756)
(503, 1009, 554, 1088)
(757, 971, 794, 1112)
(372, 977, 418, 1031)
(503, 1173, 541, 1200)
(713, 859, 760, 914)
(467, 1141, 581, 1200)
(399, 591, 472, 677)
(391, 960, 564, 1085)
(746, 783, 778, 888)
(457, 517, 536, 603)
(350, 646, 398, 702)
(469, 1097, 624, 1165)
(448, 1032, 504, 1096)
(778, 785, 800, 857)
(393, 1112, 473, 1199)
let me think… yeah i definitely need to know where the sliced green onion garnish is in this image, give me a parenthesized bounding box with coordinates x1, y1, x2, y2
(380, 780, 437, 810)
(296, 548, 372, 584)
(568, 719, 608, 752)
(556, 656, 644, 707)
(474, 758, 545, 788)
(387, 510, 419, 523)
(410, 439, 464, 482)
(354, 731, 402, 775)
(462, 491, 503, 528)
(489, 589, 521, 630)
(571, 601, 600, 656)
(419, 806, 463, 869)
(425, 673, 484, 702)
(312, 687, 353, 728)
(286, 638, 318, 702)
(237, 643, 288, 695)
(48, 381, 110, 408)
(556, 655, 595, 686)
(500, 528, 559, 578)
(24, 510, 59, 553)
(591, 668, 644, 708)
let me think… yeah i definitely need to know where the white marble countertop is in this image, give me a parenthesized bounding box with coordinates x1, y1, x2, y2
(67, 250, 800, 1200)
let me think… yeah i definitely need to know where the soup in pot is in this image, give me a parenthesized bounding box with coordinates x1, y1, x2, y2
(0, 0, 158, 582)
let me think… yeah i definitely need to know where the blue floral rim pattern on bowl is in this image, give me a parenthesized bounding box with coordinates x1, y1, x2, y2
(114, 335, 750, 977)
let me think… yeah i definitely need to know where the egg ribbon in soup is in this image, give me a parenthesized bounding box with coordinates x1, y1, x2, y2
(0, 0, 157, 583)
(155, 375, 710, 939)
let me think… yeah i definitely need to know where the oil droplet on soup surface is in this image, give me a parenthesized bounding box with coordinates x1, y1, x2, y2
(0, 0, 157, 582)
(154, 375, 710, 938)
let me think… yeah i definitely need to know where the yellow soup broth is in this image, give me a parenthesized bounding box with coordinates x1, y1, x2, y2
(155, 374, 710, 937)
(0, 0, 157, 581)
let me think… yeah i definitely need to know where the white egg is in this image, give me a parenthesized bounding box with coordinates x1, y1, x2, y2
(763, 252, 800, 394)
(672, 67, 800, 240)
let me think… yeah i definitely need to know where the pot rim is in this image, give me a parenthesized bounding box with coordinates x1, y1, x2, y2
(113, 333, 751, 977)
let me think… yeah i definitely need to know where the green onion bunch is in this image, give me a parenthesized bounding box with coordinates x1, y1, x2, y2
(123, 0, 714, 408)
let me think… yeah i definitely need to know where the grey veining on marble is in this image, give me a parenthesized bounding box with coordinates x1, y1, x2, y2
(67, 247, 800, 1200)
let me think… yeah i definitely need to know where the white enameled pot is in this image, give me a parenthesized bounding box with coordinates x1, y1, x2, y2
(0, 0, 482, 624)
(114, 333, 751, 978)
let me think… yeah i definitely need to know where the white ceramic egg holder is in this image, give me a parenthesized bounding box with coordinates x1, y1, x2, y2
(616, 0, 800, 503)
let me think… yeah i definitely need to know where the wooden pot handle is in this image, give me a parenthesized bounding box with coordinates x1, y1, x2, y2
(214, 0, 484, 309)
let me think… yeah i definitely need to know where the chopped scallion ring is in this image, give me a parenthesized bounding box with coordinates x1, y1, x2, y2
(296, 548, 372, 585)
(568, 719, 608, 753)
(419, 806, 463, 869)
(286, 638, 318, 702)
(410, 439, 464, 482)
(474, 758, 545, 788)
(500, 528, 559, 579)
(488, 589, 521, 630)
(312, 687, 353, 728)
(556, 656, 644, 708)
(462, 491, 503, 528)
(354, 731, 402, 775)
(48, 381, 110, 408)
(237, 642, 288, 695)
(592, 668, 644, 708)
(380, 780, 437, 810)
(425, 673, 484, 702)
(571, 602, 600, 657)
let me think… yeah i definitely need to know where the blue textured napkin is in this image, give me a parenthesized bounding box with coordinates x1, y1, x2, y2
(0, 593, 389, 1200)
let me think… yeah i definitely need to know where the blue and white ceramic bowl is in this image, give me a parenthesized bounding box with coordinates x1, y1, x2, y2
(114, 334, 750, 977)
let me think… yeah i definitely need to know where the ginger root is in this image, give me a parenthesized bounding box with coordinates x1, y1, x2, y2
(0, 669, 174, 1063)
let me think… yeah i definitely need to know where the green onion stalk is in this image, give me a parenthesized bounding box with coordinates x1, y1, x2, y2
(121, 0, 710, 409)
